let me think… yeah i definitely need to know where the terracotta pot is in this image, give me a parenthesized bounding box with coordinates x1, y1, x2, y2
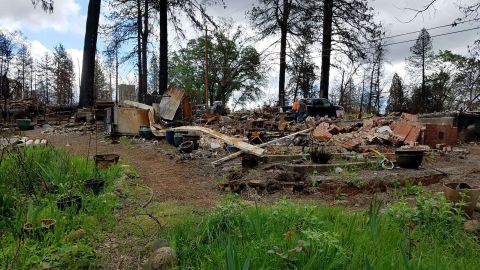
(443, 182, 480, 217)
(41, 219, 56, 232)
(94, 154, 120, 169)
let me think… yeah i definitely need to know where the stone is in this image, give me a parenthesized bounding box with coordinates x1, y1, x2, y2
(464, 220, 479, 234)
(148, 247, 177, 270)
(334, 167, 343, 174)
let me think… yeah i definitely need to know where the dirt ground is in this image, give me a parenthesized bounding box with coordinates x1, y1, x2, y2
(25, 128, 222, 208)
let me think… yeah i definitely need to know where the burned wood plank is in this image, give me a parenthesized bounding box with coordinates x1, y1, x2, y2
(172, 126, 265, 156)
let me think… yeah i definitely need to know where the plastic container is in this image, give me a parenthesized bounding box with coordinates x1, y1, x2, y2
(56, 195, 82, 212)
(183, 135, 200, 150)
(173, 133, 184, 147)
(84, 178, 106, 195)
(166, 130, 175, 145)
(139, 126, 153, 140)
(16, 119, 31, 131)
(395, 149, 424, 169)
(179, 141, 194, 153)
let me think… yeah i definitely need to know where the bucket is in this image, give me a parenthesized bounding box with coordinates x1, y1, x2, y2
(173, 133, 184, 147)
(443, 182, 480, 217)
(94, 154, 120, 169)
(83, 178, 106, 195)
(395, 149, 424, 169)
(166, 130, 175, 145)
(139, 126, 153, 140)
(179, 141, 194, 153)
(16, 119, 31, 131)
(56, 195, 82, 212)
(183, 135, 200, 150)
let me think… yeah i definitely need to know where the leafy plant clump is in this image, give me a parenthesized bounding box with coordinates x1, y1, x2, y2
(166, 197, 480, 269)
(0, 145, 123, 269)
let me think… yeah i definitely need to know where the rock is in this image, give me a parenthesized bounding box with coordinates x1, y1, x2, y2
(334, 167, 343, 174)
(464, 220, 479, 234)
(152, 239, 169, 252)
(148, 247, 177, 270)
(145, 239, 169, 253)
(66, 228, 86, 242)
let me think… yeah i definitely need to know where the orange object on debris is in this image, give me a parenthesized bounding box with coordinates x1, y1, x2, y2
(292, 101, 299, 111)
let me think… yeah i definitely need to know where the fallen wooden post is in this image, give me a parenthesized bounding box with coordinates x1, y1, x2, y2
(211, 127, 313, 167)
(172, 126, 265, 156)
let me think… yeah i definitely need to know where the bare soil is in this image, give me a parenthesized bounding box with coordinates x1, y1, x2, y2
(25, 128, 221, 208)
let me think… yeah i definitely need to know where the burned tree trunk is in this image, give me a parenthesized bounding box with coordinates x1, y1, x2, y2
(140, 0, 149, 103)
(158, 0, 168, 96)
(136, 0, 143, 102)
(79, 0, 101, 107)
(278, 0, 290, 107)
(319, 0, 333, 99)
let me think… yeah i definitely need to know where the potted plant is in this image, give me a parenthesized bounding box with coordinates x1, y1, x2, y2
(309, 146, 332, 164)
(83, 178, 106, 195)
(56, 195, 82, 212)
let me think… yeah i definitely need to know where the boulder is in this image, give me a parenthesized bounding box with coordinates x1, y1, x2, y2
(464, 220, 479, 234)
(148, 247, 177, 270)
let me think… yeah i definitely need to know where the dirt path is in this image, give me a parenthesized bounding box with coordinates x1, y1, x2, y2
(25, 129, 221, 208)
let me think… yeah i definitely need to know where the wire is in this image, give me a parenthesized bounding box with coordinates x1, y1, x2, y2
(382, 25, 480, 47)
(378, 18, 480, 41)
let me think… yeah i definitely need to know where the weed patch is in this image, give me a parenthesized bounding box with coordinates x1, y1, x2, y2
(166, 197, 480, 269)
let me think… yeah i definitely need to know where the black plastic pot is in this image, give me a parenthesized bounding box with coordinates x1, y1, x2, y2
(309, 149, 332, 164)
(84, 178, 106, 195)
(179, 141, 194, 153)
(57, 195, 82, 212)
(183, 135, 200, 150)
(395, 149, 424, 169)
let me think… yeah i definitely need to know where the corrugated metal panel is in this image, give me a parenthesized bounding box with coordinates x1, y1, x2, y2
(159, 87, 185, 121)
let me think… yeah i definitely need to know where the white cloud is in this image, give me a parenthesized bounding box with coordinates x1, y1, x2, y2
(0, 0, 85, 34)
(30, 40, 50, 60)
(67, 48, 83, 96)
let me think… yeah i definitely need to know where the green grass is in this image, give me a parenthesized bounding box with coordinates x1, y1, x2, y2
(0, 145, 123, 269)
(165, 196, 480, 270)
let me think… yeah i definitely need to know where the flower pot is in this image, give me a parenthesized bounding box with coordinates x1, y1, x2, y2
(182, 135, 200, 150)
(83, 178, 106, 195)
(94, 154, 120, 169)
(309, 149, 332, 164)
(395, 149, 424, 169)
(443, 182, 480, 217)
(16, 119, 32, 131)
(179, 141, 194, 154)
(57, 195, 82, 212)
(22, 222, 34, 236)
(41, 219, 56, 232)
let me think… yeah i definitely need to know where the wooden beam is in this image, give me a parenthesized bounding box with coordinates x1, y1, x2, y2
(211, 127, 313, 167)
(172, 126, 265, 156)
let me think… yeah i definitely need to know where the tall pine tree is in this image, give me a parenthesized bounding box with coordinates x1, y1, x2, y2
(407, 28, 434, 110)
(386, 73, 405, 113)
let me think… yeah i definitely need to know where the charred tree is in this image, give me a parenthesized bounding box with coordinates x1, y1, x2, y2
(79, 0, 101, 107)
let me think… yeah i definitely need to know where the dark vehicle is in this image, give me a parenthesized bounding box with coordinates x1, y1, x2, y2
(282, 98, 343, 118)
